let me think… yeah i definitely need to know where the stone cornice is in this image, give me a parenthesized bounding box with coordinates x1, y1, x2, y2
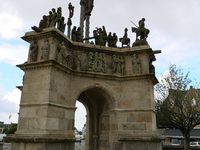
(17, 60, 158, 84)
(20, 102, 76, 110)
(111, 108, 156, 113)
(22, 28, 73, 48)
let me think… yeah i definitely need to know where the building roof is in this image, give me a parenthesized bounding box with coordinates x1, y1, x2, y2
(163, 129, 200, 139)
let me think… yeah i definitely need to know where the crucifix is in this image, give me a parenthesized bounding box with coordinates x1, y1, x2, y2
(80, 0, 94, 43)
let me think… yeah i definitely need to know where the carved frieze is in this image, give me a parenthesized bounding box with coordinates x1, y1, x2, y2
(88, 52, 106, 73)
(66, 53, 81, 70)
(24, 29, 157, 77)
(56, 41, 82, 71)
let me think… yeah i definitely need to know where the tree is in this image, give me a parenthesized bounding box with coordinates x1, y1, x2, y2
(3, 124, 17, 135)
(155, 64, 200, 150)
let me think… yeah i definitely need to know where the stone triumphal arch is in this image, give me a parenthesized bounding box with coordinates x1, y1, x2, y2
(6, 28, 161, 150)
(5, 2, 162, 150)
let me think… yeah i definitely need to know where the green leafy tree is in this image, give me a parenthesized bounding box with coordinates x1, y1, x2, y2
(3, 124, 17, 135)
(155, 64, 200, 150)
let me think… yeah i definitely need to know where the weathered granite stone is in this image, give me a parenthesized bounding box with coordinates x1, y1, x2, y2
(7, 28, 161, 150)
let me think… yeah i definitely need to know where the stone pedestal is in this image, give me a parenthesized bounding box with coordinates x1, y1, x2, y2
(6, 28, 161, 150)
(4, 136, 74, 150)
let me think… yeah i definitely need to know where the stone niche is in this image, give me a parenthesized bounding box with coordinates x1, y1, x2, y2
(4, 28, 161, 150)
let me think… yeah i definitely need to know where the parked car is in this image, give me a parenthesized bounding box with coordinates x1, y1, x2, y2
(190, 141, 200, 147)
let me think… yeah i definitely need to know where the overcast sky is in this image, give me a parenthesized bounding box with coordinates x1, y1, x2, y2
(0, 0, 200, 130)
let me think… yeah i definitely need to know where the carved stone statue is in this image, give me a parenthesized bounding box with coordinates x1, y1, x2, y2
(71, 26, 77, 41)
(88, 52, 95, 71)
(88, 51, 106, 73)
(132, 54, 141, 74)
(31, 15, 48, 32)
(112, 55, 125, 74)
(57, 42, 68, 64)
(97, 53, 106, 73)
(119, 28, 130, 47)
(32, 7, 66, 33)
(56, 7, 62, 28)
(93, 52, 101, 72)
(57, 7, 62, 20)
(58, 17, 66, 33)
(40, 39, 50, 60)
(29, 41, 38, 62)
(71, 26, 82, 42)
(47, 11, 53, 27)
(49, 8, 57, 27)
(39, 15, 48, 29)
(131, 18, 150, 46)
(119, 56, 125, 74)
(113, 33, 118, 47)
(93, 28, 98, 45)
(67, 3, 75, 38)
(68, 3, 74, 19)
(107, 32, 113, 47)
(149, 55, 155, 74)
(107, 32, 118, 48)
(76, 27, 82, 42)
(93, 26, 107, 46)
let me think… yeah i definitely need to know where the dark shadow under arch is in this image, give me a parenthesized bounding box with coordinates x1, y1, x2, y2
(76, 86, 115, 150)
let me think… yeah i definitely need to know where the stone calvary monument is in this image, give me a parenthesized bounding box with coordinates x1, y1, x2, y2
(5, 1, 162, 150)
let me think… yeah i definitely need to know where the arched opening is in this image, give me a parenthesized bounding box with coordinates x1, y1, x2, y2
(75, 86, 113, 150)
(75, 101, 87, 131)
(75, 101, 87, 150)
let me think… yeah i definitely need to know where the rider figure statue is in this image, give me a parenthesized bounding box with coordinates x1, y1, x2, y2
(138, 18, 145, 33)
(137, 18, 147, 40)
(131, 18, 150, 46)
(119, 28, 130, 47)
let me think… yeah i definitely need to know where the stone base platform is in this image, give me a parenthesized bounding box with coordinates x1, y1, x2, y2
(116, 135, 162, 150)
(4, 136, 75, 150)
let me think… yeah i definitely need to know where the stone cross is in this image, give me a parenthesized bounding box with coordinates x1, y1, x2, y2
(79, 0, 94, 43)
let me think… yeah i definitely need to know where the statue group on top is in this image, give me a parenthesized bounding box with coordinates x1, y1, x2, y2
(93, 26, 107, 46)
(107, 32, 118, 47)
(32, 7, 66, 33)
(31, 1, 150, 47)
(71, 26, 82, 42)
(92, 26, 120, 48)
